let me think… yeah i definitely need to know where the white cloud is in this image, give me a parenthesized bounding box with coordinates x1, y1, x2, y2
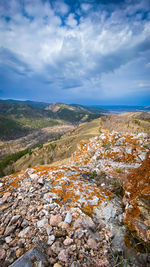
(0, 0, 150, 103)
(66, 13, 77, 27)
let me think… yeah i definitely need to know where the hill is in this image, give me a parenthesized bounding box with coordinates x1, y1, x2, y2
(0, 115, 30, 141)
(45, 103, 102, 123)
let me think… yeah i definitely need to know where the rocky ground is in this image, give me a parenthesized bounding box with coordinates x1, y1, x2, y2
(0, 131, 150, 266)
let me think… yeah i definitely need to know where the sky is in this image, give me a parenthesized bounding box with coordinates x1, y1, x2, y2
(0, 0, 150, 105)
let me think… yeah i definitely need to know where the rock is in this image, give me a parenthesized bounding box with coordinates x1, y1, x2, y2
(21, 219, 29, 227)
(38, 177, 44, 185)
(4, 225, 16, 236)
(9, 215, 21, 226)
(18, 226, 30, 237)
(2, 192, 11, 203)
(5, 236, 12, 244)
(43, 193, 52, 203)
(46, 226, 52, 235)
(54, 229, 67, 238)
(87, 238, 97, 249)
(58, 249, 68, 262)
(111, 227, 125, 252)
(58, 222, 69, 230)
(64, 212, 72, 224)
(82, 217, 95, 230)
(0, 182, 3, 187)
(9, 246, 45, 267)
(123, 154, 150, 244)
(54, 264, 62, 267)
(30, 173, 39, 180)
(50, 214, 62, 227)
(63, 237, 73, 246)
(47, 235, 55, 245)
(37, 218, 48, 228)
(51, 241, 62, 254)
(0, 248, 6, 260)
(16, 248, 24, 258)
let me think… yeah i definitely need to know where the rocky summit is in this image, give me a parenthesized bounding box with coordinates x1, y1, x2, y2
(0, 131, 150, 266)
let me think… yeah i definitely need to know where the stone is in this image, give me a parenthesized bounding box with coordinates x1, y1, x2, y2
(18, 226, 30, 237)
(63, 237, 73, 246)
(51, 241, 62, 254)
(87, 238, 97, 249)
(58, 249, 68, 262)
(30, 173, 39, 180)
(46, 226, 52, 235)
(58, 222, 69, 230)
(5, 236, 12, 244)
(0, 182, 3, 187)
(37, 218, 48, 228)
(4, 225, 16, 236)
(2, 192, 11, 203)
(54, 264, 62, 267)
(38, 177, 44, 185)
(9, 215, 21, 226)
(16, 248, 24, 258)
(0, 248, 6, 260)
(64, 212, 72, 224)
(47, 235, 55, 245)
(50, 214, 62, 227)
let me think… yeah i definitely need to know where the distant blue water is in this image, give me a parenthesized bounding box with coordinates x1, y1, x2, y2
(90, 105, 150, 114)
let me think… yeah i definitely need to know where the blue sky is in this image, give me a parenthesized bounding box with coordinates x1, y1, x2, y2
(0, 0, 150, 105)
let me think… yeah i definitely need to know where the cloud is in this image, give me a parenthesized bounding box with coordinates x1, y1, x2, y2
(0, 0, 150, 104)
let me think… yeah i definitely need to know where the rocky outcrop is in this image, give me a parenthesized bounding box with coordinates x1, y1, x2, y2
(0, 131, 149, 266)
(123, 152, 150, 244)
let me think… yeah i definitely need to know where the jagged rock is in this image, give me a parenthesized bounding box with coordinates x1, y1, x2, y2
(64, 212, 72, 224)
(47, 235, 55, 245)
(9, 215, 21, 226)
(123, 153, 150, 244)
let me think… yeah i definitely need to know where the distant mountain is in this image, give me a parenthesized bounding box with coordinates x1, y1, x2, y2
(0, 102, 54, 120)
(45, 103, 102, 123)
(0, 99, 50, 109)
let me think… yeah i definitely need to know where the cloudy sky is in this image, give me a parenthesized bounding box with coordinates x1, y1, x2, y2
(0, 0, 150, 105)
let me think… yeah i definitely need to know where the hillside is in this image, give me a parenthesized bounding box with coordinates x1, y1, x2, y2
(0, 129, 149, 266)
(45, 103, 102, 123)
(0, 115, 30, 141)
(100, 112, 150, 136)
(0, 119, 100, 177)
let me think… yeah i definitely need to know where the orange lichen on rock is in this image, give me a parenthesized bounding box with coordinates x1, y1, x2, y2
(123, 151, 150, 244)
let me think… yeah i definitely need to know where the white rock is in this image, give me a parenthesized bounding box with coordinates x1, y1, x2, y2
(30, 174, 39, 180)
(46, 226, 52, 235)
(64, 212, 72, 224)
(47, 235, 55, 245)
(37, 218, 48, 228)
(0, 183, 3, 187)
